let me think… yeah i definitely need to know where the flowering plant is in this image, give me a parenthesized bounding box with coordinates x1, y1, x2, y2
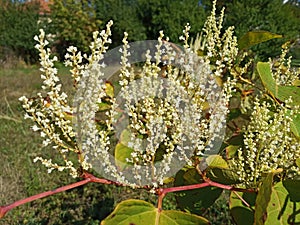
(1, 1, 300, 224)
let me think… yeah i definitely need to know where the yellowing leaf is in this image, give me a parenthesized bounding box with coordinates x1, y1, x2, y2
(105, 81, 114, 98)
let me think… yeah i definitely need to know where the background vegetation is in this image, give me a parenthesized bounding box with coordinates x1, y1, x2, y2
(0, 0, 299, 224)
(0, 0, 299, 64)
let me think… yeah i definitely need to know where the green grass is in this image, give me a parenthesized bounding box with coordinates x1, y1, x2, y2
(0, 65, 235, 224)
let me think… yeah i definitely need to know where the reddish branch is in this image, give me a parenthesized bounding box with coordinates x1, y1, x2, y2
(0, 172, 255, 219)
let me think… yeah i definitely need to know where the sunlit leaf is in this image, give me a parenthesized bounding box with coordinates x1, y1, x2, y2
(254, 172, 275, 225)
(101, 199, 210, 225)
(264, 182, 300, 224)
(257, 62, 300, 106)
(105, 81, 114, 98)
(205, 155, 228, 169)
(97, 102, 111, 111)
(238, 31, 282, 50)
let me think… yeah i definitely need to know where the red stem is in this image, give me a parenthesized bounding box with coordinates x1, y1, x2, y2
(0, 178, 91, 218)
(156, 178, 256, 211)
(0, 172, 118, 219)
(1, 172, 255, 219)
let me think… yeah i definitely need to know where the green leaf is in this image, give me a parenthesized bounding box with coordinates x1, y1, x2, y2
(206, 167, 242, 185)
(174, 167, 223, 214)
(205, 155, 228, 169)
(97, 102, 111, 111)
(296, 158, 300, 169)
(101, 199, 210, 225)
(229, 191, 256, 225)
(119, 129, 131, 146)
(225, 145, 239, 159)
(257, 62, 300, 138)
(283, 179, 300, 202)
(264, 182, 300, 224)
(114, 143, 134, 171)
(257, 62, 300, 106)
(290, 112, 300, 139)
(254, 172, 275, 225)
(238, 31, 282, 50)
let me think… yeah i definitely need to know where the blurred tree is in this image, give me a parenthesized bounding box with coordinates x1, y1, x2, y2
(94, 0, 146, 46)
(49, 0, 102, 59)
(136, 0, 207, 42)
(0, 0, 40, 64)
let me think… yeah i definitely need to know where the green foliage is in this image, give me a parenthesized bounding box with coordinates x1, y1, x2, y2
(101, 199, 210, 225)
(238, 31, 283, 50)
(229, 191, 256, 225)
(94, 0, 207, 45)
(0, 0, 40, 64)
(136, 0, 207, 41)
(224, 0, 300, 60)
(257, 62, 300, 105)
(174, 167, 223, 214)
(94, 0, 146, 45)
(49, 0, 102, 59)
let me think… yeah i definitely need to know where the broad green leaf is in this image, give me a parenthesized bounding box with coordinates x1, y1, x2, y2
(174, 167, 223, 214)
(101, 199, 210, 225)
(257, 62, 300, 138)
(206, 167, 242, 185)
(254, 172, 275, 225)
(229, 191, 256, 225)
(238, 31, 282, 50)
(114, 143, 134, 171)
(264, 182, 300, 225)
(257, 62, 300, 106)
(205, 155, 228, 169)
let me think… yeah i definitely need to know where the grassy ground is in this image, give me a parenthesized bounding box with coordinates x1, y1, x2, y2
(0, 65, 234, 224)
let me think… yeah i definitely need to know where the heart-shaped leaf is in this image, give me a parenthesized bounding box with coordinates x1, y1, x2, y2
(101, 199, 210, 225)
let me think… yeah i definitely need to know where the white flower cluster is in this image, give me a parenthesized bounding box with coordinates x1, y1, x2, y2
(20, 2, 240, 187)
(74, 19, 236, 187)
(19, 29, 79, 177)
(230, 98, 300, 188)
(271, 41, 300, 86)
